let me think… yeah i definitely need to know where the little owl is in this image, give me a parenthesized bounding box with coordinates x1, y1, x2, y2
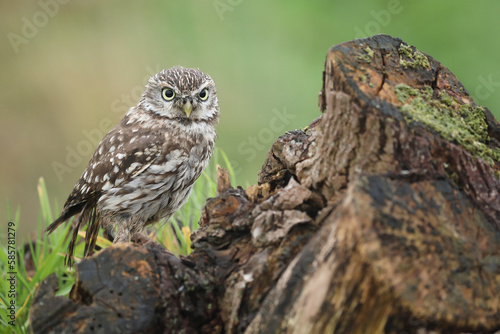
(47, 67, 219, 266)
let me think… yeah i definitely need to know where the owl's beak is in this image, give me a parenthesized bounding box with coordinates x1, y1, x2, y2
(182, 101, 193, 117)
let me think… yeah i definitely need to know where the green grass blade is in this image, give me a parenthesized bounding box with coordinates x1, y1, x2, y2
(37, 177, 53, 224)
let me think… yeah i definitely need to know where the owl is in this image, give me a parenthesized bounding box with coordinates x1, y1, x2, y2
(47, 67, 219, 266)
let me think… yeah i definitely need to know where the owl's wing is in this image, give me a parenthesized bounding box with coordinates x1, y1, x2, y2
(70, 126, 166, 208)
(48, 118, 165, 229)
(47, 117, 168, 265)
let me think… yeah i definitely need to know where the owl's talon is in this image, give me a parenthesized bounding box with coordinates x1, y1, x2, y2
(130, 232, 153, 245)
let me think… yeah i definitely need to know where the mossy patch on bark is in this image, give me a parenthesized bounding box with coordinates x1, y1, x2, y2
(356, 45, 375, 63)
(395, 84, 500, 166)
(398, 44, 431, 70)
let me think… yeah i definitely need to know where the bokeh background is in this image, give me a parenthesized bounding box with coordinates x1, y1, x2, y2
(1, 1, 499, 243)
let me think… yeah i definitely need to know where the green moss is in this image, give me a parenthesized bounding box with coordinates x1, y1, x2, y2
(395, 84, 500, 166)
(422, 86, 433, 99)
(356, 45, 374, 63)
(395, 84, 419, 102)
(364, 46, 374, 59)
(358, 74, 367, 83)
(398, 44, 431, 70)
(439, 91, 454, 106)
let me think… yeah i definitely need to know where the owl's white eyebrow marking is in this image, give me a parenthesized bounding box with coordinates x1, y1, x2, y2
(196, 82, 212, 93)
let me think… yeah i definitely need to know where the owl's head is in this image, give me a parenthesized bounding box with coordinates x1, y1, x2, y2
(138, 66, 219, 122)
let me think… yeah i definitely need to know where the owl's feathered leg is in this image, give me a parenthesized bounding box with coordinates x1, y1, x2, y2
(103, 214, 145, 244)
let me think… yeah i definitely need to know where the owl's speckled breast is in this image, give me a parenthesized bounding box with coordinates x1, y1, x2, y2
(97, 116, 217, 238)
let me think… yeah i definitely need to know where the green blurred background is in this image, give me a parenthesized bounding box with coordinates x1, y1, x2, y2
(1, 1, 499, 243)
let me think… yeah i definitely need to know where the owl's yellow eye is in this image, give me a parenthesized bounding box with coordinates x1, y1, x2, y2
(199, 89, 209, 101)
(162, 88, 175, 101)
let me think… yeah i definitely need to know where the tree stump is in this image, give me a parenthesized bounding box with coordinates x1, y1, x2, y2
(30, 34, 500, 334)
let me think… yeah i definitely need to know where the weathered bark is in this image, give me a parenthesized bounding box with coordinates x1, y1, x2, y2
(30, 34, 500, 334)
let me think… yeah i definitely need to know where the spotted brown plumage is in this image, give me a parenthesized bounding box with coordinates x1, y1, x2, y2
(47, 67, 219, 266)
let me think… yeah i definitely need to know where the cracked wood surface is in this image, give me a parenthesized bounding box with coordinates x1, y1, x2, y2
(30, 34, 500, 334)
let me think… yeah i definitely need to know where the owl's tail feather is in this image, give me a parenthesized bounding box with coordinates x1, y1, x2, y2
(83, 207, 101, 259)
(45, 201, 101, 267)
(63, 203, 101, 267)
(45, 202, 85, 234)
(66, 216, 85, 267)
